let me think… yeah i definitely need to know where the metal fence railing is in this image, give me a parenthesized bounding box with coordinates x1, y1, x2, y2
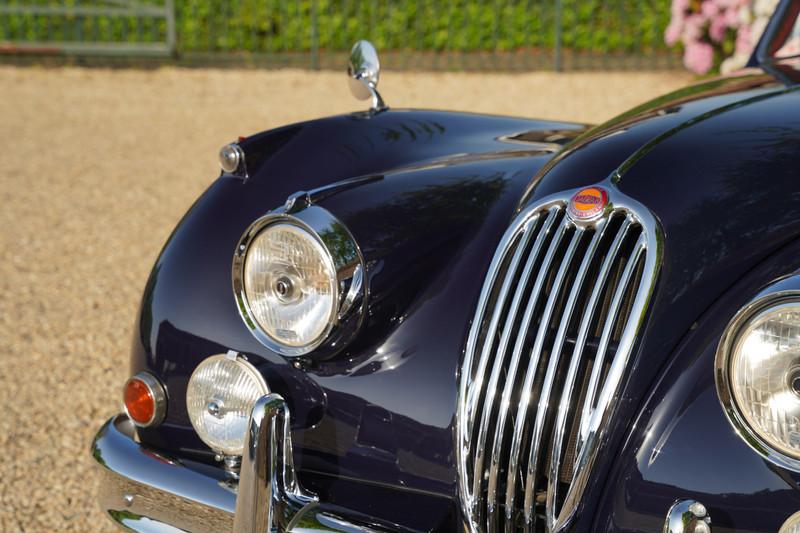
(0, 0, 680, 70)
(0, 1, 175, 57)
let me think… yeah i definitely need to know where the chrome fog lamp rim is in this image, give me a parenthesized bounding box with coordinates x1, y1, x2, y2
(186, 353, 270, 456)
(232, 203, 366, 358)
(715, 290, 800, 472)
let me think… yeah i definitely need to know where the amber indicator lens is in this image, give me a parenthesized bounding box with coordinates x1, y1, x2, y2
(124, 378, 155, 426)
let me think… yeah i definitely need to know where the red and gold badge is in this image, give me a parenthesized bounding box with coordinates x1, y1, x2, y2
(568, 186, 608, 220)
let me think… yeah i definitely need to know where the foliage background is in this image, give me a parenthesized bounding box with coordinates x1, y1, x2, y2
(171, 0, 672, 54)
(1, 0, 677, 67)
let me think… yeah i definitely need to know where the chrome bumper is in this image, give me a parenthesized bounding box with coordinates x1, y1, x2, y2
(91, 393, 389, 532)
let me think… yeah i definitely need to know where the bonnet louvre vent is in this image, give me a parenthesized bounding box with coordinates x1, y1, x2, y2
(456, 188, 659, 533)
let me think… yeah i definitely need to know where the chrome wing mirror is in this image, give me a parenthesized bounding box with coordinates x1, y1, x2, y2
(347, 40, 387, 113)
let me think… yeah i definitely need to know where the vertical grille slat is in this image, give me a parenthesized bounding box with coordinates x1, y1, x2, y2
(502, 215, 574, 528)
(458, 215, 527, 515)
(463, 215, 537, 469)
(544, 215, 634, 528)
(469, 210, 551, 526)
(519, 227, 584, 530)
(577, 233, 647, 450)
(457, 188, 660, 533)
(522, 220, 609, 529)
(477, 210, 561, 530)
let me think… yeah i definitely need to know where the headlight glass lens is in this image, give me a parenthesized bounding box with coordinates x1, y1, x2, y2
(780, 510, 800, 533)
(729, 303, 800, 458)
(186, 355, 269, 456)
(243, 222, 337, 351)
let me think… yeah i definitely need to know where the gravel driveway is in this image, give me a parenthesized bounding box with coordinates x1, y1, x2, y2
(0, 65, 691, 531)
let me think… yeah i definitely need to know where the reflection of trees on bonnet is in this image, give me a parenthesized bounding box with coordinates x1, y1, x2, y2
(577, 74, 768, 150)
(378, 120, 446, 144)
(617, 86, 783, 175)
(668, 124, 800, 302)
(318, 222, 358, 269)
(347, 175, 508, 252)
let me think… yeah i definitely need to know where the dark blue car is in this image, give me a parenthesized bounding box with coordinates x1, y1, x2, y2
(91, 1, 800, 531)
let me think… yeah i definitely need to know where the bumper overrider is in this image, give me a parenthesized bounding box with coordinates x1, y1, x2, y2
(91, 393, 391, 532)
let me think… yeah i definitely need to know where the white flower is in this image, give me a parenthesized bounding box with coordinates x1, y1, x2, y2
(754, 0, 779, 17)
(739, 5, 752, 26)
(752, 17, 769, 42)
(720, 52, 750, 74)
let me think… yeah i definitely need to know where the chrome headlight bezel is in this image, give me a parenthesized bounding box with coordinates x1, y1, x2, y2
(233, 202, 366, 358)
(716, 285, 800, 472)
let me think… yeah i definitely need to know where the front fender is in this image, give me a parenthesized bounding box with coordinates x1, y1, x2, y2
(129, 109, 585, 529)
(594, 236, 800, 533)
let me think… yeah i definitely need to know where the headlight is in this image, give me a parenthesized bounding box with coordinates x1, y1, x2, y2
(186, 353, 269, 456)
(717, 297, 800, 468)
(781, 510, 800, 533)
(244, 222, 337, 350)
(233, 204, 365, 358)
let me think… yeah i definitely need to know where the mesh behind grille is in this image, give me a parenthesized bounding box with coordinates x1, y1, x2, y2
(456, 188, 659, 533)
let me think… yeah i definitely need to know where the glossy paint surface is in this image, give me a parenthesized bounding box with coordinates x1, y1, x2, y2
(594, 243, 800, 533)
(132, 109, 583, 529)
(522, 65, 800, 530)
(130, 62, 800, 530)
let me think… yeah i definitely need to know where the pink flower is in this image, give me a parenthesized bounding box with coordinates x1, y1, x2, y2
(702, 1, 720, 18)
(684, 41, 715, 74)
(672, 0, 690, 16)
(709, 14, 729, 42)
(682, 13, 707, 45)
(665, 21, 683, 46)
(736, 23, 753, 55)
(724, 6, 741, 27)
(664, 0, 756, 75)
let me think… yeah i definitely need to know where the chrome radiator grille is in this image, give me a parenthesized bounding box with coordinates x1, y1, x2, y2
(456, 186, 659, 533)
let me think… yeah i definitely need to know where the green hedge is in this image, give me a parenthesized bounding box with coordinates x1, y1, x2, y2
(176, 0, 672, 53)
(1, 0, 673, 55)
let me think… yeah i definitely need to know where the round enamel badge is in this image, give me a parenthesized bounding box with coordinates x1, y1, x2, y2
(568, 187, 608, 221)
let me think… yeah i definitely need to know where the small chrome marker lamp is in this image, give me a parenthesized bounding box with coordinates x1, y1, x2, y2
(219, 142, 246, 178)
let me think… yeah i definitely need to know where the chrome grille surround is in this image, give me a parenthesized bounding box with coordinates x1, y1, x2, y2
(456, 182, 661, 533)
